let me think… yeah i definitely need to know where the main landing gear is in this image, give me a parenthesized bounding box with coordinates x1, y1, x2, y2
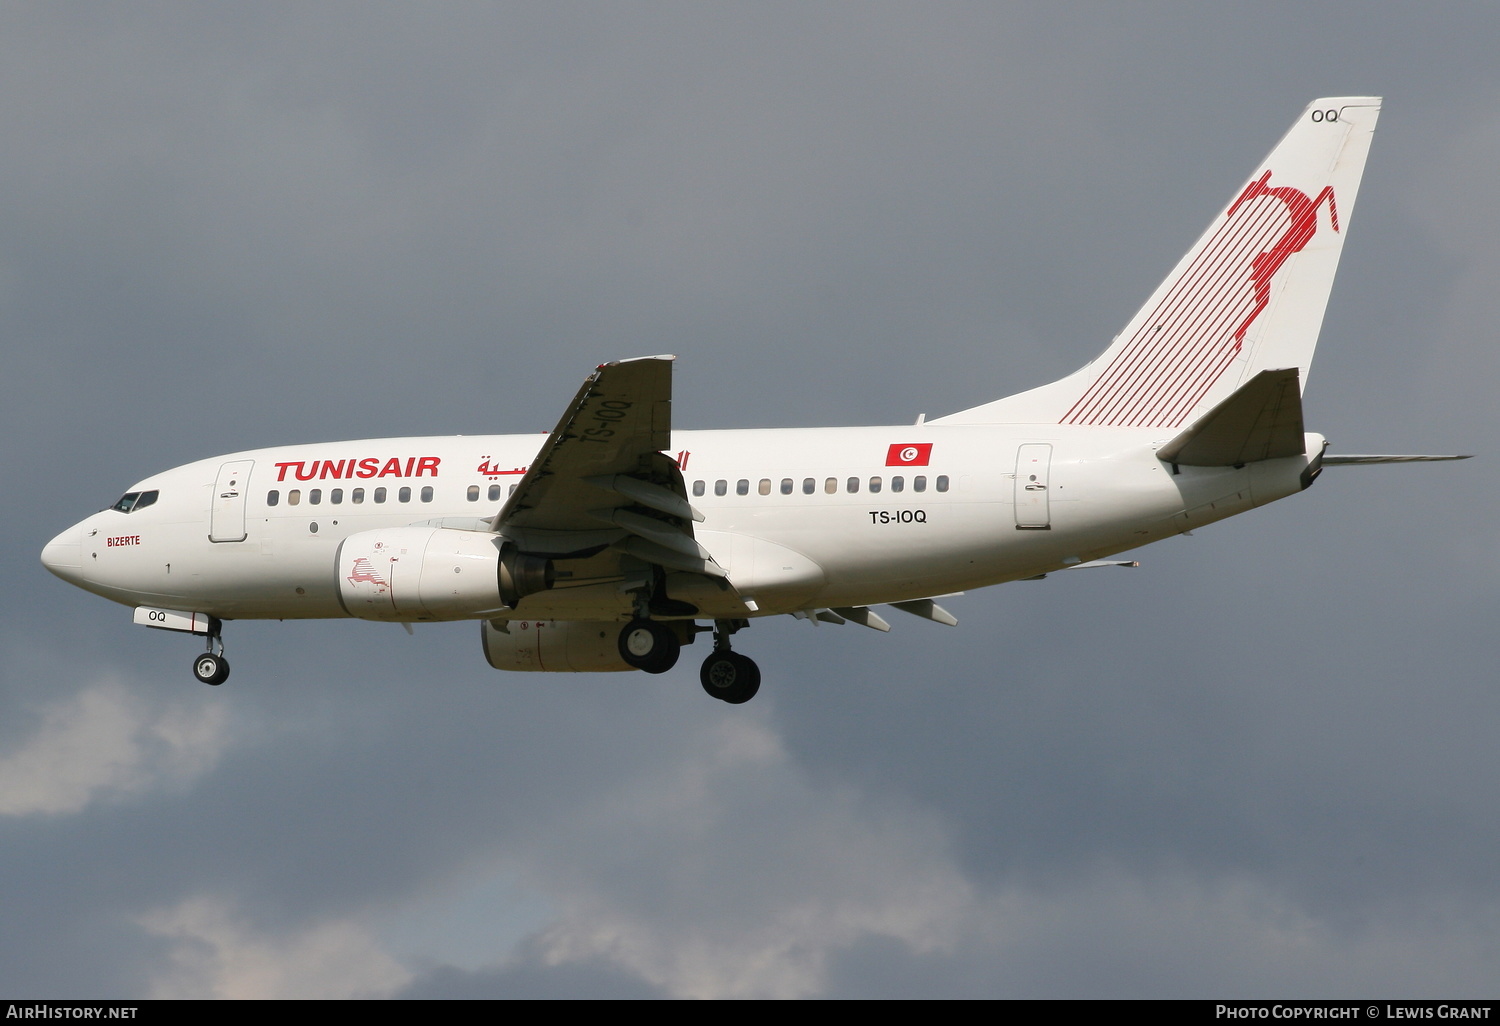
(617, 618, 681, 674)
(191, 619, 230, 685)
(699, 620, 760, 704)
(617, 616, 762, 702)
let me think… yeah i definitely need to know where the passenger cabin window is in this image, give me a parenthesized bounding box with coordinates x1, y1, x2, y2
(890, 476, 904, 493)
(936, 475, 950, 492)
(736, 479, 749, 496)
(802, 478, 815, 495)
(692, 480, 705, 497)
(869, 476, 882, 493)
(488, 484, 502, 502)
(421, 486, 434, 502)
(825, 478, 837, 494)
(913, 476, 926, 492)
(780, 478, 793, 495)
(398, 486, 411, 503)
(468, 485, 480, 502)
(309, 489, 322, 505)
(330, 488, 344, 503)
(847, 477, 860, 493)
(352, 488, 365, 504)
(266, 490, 279, 507)
(759, 479, 771, 496)
(714, 480, 727, 496)
(374, 487, 387, 503)
(288, 490, 301, 505)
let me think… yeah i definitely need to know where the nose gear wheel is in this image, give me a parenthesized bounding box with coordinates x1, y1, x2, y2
(191, 617, 230, 685)
(192, 652, 230, 685)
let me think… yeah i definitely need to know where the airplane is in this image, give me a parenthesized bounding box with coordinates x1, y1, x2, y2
(40, 96, 1467, 704)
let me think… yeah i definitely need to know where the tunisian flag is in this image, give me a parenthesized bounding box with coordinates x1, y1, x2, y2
(885, 443, 933, 467)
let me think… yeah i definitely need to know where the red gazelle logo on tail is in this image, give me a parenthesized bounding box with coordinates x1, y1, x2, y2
(1228, 171, 1338, 341)
(1062, 169, 1339, 429)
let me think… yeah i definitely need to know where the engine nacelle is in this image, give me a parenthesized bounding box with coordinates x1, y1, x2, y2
(481, 619, 636, 672)
(336, 526, 554, 621)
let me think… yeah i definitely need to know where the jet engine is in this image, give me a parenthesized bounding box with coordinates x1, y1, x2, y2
(336, 526, 554, 621)
(482, 619, 636, 672)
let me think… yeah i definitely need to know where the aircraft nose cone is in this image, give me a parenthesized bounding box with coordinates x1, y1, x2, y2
(41, 526, 84, 582)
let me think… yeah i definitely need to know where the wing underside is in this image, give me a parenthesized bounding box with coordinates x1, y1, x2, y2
(490, 357, 727, 618)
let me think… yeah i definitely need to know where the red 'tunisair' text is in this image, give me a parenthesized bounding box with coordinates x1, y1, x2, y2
(273, 457, 441, 482)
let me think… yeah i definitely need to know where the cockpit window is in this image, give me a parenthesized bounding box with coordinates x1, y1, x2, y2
(110, 490, 159, 513)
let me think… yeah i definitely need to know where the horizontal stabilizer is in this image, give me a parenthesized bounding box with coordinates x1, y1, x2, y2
(1156, 368, 1304, 467)
(1322, 454, 1473, 465)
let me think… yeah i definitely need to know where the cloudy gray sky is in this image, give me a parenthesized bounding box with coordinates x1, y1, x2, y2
(5, 2, 1499, 998)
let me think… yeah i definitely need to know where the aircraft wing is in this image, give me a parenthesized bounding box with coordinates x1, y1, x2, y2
(493, 356, 722, 575)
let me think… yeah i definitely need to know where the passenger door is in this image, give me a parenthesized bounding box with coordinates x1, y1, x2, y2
(210, 460, 254, 542)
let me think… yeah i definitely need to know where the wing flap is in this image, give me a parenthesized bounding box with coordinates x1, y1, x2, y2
(830, 606, 892, 632)
(585, 474, 703, 522)
(888, 599, 959, 626)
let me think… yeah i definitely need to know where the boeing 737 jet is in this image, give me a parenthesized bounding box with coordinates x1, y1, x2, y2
(41, 97, 1464, 703)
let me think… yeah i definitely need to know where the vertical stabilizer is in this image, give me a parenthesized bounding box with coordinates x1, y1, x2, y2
(938, 97, 1380, 427)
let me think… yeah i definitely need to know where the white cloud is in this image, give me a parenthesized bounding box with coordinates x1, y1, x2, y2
(947, 869, 1500, 997)
(511, 717, 972, 999)
(140, 896, 412, 1000)
(0, 679, 229, 816)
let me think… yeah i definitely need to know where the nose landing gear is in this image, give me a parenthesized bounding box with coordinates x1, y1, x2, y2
(191, 619, 230, 685)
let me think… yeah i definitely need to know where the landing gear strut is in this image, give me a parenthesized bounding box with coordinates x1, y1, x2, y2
(191, 618, 230, 685)
(699, 620, 760, 704)
(617, 619, 681, 674)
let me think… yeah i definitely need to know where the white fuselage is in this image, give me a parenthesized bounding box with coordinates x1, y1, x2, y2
(41, 424, 1322, 623)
